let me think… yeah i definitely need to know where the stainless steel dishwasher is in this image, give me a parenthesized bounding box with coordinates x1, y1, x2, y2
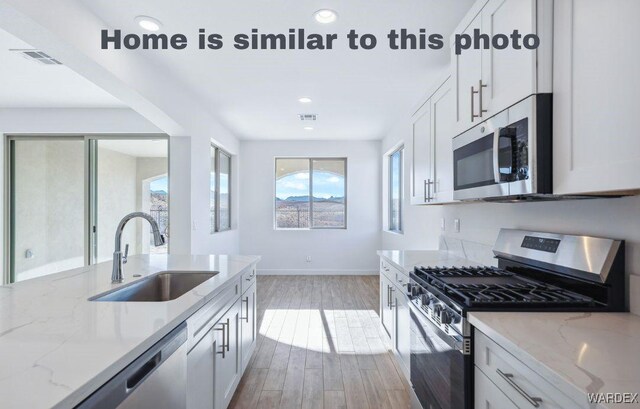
(76, 323, 188, 409)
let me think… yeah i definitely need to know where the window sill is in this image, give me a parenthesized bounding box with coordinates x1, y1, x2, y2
(384, 230, 404, 236)
(210, 228, 234, 235)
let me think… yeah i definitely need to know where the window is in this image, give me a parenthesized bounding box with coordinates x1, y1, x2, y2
(211, 145, 231, 233)
(388, 147, 403, 232)
(275, 158, 346, 229)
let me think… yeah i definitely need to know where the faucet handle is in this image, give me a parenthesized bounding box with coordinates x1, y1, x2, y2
(123, 244, 129, 264)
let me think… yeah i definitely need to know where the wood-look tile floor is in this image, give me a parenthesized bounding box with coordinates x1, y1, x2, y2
(229, 275, 410, 409)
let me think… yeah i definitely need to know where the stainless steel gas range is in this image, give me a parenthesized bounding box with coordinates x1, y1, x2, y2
(408, 229, 626, 409)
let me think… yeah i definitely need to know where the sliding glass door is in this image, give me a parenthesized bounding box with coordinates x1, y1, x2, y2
(7, 135, 169, 283)
(9, 138, 86, 282)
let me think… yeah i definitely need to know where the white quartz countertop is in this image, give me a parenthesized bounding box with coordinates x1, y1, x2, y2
(377, 249, 482, 273)
(469, 311, 640, 408)
(0, 254, 260, 409)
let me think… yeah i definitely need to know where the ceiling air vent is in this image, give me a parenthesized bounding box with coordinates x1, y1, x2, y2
(298, 114, 317, 121)
(11, 49, 63, 65)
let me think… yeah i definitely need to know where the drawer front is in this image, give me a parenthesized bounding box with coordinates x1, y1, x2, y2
(475, 366, 519, 409)
(241, 265, 257, 294)
(475, 330, 581, 409)
(186, 279, 239, 351)
(380, 258, 408, 287)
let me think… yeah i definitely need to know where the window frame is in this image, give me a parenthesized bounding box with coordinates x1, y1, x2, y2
(274, 157, 348, 230)
(388, 146, 403, 234)
(211, 144, 232, 234)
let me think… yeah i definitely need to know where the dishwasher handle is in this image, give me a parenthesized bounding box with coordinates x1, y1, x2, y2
(75, 322, 187, 409)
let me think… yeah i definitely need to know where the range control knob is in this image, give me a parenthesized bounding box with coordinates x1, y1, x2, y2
(411, 285, 422, 297)
(433, 304, 443, 315)
(440, 309, 453, 325)
(420, 294, 431, 306)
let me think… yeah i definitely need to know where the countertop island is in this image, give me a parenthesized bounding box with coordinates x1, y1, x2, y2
(0, 254, 260, 409)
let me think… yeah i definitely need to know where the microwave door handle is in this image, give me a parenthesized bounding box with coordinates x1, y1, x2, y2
(492, 128, 502, 183)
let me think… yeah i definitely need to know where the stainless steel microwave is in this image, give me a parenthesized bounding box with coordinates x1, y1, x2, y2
(452, 94, 552, 201)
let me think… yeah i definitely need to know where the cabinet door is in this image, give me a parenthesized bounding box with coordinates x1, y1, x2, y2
(481, 0, 537, 116)
(240, 282, 257, 372)
(380, 275, 394, 340)
(453, 13, 483, 134)
(410, 103, 432, 204)
(553, 0, 640, 194)
(475, 367, 520, 409)
(187, 328, 217, 409)
(394, 287, 410, 372)
(214, 299, 241, 409)
(431, 79, 456, 203)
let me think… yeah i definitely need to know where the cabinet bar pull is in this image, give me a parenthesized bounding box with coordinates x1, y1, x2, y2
(214, 324, 226, 358)
(225, 318, 230, 352)
(242, 297, 250, 323)
(478, 80, 488, 117)
(424, 179, 428, 202)
(496, 369, 542, 407)
(389, 287, 395, 310)
(471, 85, 479, 121)
(426, 179, 433, 202)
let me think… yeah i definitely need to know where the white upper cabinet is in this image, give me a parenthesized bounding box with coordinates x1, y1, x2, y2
(453, 11, 484, 134)
(410, 77, 456, 205)
(452, 0, 552, 135)
(553, 0, 640, 194)
(431, 80, 455, 203)
(410, 102, 432, 204)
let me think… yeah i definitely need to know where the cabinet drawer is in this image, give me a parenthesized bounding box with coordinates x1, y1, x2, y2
(241, 265, 256, 294)
(380, 259, 408, 288)
(475, 330, 580, 409)
(186, 279, 239, 351)
(475, 366, 519, 409)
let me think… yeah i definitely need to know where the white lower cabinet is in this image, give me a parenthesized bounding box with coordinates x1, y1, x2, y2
(240, 281, 257, 372)
(474, 367, 519, 409)
(186, 268, 256, 409)
(214, 298, 241, 409)
(187, 327, 218, 409)
(474, 329, 582, 409)
(379, 258, 410, 378)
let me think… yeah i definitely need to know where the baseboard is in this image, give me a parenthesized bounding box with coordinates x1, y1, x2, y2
(257, 269, 378, 276)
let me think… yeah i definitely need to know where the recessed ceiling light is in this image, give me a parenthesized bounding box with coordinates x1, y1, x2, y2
(135, 15, 162, 32)
(313, 9, 338, 24)
(304, 126, 314, 131)
(298, 97, 313, 103)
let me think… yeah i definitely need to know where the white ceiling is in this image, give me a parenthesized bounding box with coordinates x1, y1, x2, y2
(80, 0, 474, 140)
(0, 27, 125, 108)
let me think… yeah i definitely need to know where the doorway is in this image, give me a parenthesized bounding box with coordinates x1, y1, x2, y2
(6, 135, 169, 283)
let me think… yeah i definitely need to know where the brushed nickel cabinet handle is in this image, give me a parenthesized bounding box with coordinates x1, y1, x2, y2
(478, 80, 488, 117)
(242, 297, 250, 323)
(214, 324, 226, 358)
(471, 85, 479, 121)
(225, 318, 230, 352)
(496, 369, 542, 407)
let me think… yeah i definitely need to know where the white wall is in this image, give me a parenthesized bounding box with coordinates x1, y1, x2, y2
(239, 140, 381, 274)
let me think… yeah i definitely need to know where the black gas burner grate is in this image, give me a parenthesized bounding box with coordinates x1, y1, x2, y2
(413, 265, 596, 308)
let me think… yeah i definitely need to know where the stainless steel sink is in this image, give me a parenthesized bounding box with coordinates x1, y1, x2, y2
(90, 271, 218, 302)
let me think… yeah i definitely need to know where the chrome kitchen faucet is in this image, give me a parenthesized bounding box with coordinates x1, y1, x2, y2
(112, 212, 165, 283)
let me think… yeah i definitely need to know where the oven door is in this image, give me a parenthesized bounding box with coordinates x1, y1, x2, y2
(453, 110, 510, 200)
(409, 302, 471, 409)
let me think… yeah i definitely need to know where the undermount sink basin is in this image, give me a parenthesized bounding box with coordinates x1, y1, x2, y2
(90, 271, 218, 302)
